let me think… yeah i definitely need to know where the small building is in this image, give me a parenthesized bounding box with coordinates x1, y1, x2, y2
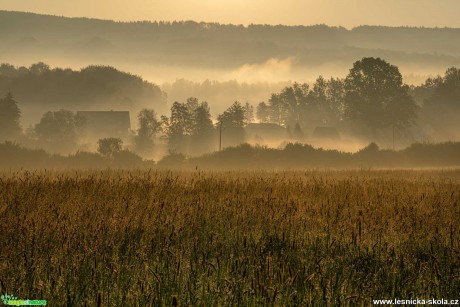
(77, 111, 131, 142)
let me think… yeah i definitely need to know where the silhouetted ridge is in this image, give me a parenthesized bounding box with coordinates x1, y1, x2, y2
(1, 10, 459, 71)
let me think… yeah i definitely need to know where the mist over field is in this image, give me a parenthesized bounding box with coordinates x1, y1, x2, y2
(0, 9, 458, 166)
(1, 10, 460, 165)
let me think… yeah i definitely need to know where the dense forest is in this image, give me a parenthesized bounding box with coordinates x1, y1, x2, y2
(0, 62, 166, 123)
(1, 10, 460, 82)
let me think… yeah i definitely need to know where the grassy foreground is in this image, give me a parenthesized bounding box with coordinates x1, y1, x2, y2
(0, 170, 459, 306)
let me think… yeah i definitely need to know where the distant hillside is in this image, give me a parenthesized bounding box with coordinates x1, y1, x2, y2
(0, 62, 166, 124)
(1, 10, 460, 82)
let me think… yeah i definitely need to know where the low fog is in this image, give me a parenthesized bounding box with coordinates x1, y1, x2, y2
(1, 11, 460, 168)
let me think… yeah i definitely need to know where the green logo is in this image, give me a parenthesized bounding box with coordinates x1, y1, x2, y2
(1, 294, 46, 306)
(0, 294, 16, 305)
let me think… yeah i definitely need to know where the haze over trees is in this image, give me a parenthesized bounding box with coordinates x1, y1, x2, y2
(419, 67, 460, 140)
(218, 101, 251, 148)
(0, 92, 21, 141)
(252, 58, 457, 147)
(134, 109, 161, 155)
(0, 62, 166, 124)
(162, 79, 290, 115)
(1, 56, 460, 161)
(160, 98, 216, 155)
(190, 101, 215, 155)
(343, 58, 417, 136)
(2, 10, 460, 130)
(97, 137, 123, 158)
(2, 11, 460, 84)
(34, 110, 85, 153)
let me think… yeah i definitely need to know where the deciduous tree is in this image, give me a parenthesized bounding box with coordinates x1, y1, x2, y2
(134, 108, 161, 155)
(34, 109, 84, 152)
(344, 57, 417, 134)
(97, 137, 123, 158)
(0, 92, 21, 140)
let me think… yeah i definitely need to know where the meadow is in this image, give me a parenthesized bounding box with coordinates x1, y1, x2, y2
(0, 170, 459, 306)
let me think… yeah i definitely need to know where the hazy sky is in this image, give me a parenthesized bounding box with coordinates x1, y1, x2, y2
(1, 0, 459, 28)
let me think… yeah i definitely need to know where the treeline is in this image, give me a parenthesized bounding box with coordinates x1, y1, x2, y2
(0, 62, 166, 113)
(188, 142, 460, 169)
(1, 57, 460, 158)
(0, 141, 150, 169)
(254, 61, 460, 142)
(153, 57, 460, 156)
(162, 79, 289, 115)
(2, 141, 460, 170)
(1, 11, 460, 71)
(2, 10, 460, 54)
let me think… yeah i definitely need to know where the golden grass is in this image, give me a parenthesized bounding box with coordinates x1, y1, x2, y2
(0, 170, 459, 305)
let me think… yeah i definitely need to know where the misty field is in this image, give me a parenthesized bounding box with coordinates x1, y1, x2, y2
(0, 170, 459, 306)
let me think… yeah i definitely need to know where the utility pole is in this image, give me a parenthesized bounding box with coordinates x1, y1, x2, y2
(219, 121, 222, 151)
(392, 124, 395, 151)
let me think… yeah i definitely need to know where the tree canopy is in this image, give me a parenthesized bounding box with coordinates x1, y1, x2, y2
(424, 67, 460, 110)
(163, 98, 216, 154)
(134, 109, 161, 155)
(34, 110, 84, 152)
(419, 67, 460, 140)
(0, 92, 21, 141)
(344, 57, 417, 133)
(97, 138, 123, 158)
(256, 79, 344, 130)
(0, 62, 167, 114)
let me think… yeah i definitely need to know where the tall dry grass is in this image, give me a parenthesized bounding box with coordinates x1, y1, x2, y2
(0, 170, 459, 305)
